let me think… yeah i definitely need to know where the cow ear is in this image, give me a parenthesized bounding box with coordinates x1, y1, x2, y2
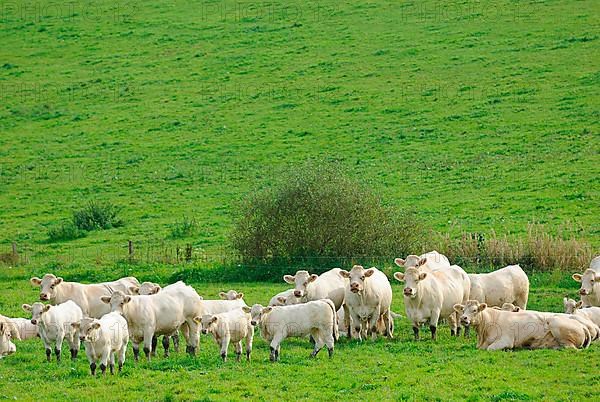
(262, 306, 273, 314)
(241, 306, 251, 313)
(453, 304, 464, 313)
(365, 269, 375, 277)
(576, 300, 584, 309)
(129, 286, 140, 295)
(418, 272, 428, 281)
(237, 292, 244, 299)
(211, 316, 218, 324)
(91, 322, 100, 329)
(393, 272, 405, 282)
(478, 303, 487, 312)
(30, 277, 42, 286)
(151, 286, 161, 294)
(0, 323, 4, 334)
(100, 296, 111, 304)
(394, 258, 405, 267)
(71, 322, 80, 329)
(124, 296, 131, 304)
(563, 297, 568, 305)
(43, 305, 51, 312)
(339, 270, 350, 278)
(219, 292, 227, 300)
(22, 304, 32, 312)
(277, 296, 286, 304)
(417, 258, 427, 267)
(54, 277, 63, 285)
(309, 274, 318, 282)
(193, 316, 202, 324)
(572, 274, 582, 282)
(283, 275, 295, 284)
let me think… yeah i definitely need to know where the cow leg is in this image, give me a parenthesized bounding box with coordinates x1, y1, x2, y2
(54, 347, 61, 363)
(151, 335, 158, 357)
(90, 361, 97, 376)
(234, 341, 242, 362)
(412, 325, 420, 341)
(464, 325, 471, 338)
(430, 325, 438, 341)
(430, 310, 441, 341)
(45, 347, 52, 362)
(109, 353, 115, 375)
(172, 332, 180, 353)
(343, 304, 352, 338)
(132, 343, 140, 362)
(324, 329, 335, 358)
(143, 329, 154, 361)
(384, 311, 393, 339)
(221, 334, 231, 362)
(449, 311, 459, 337)
(100, 350, 110, 375)
(118, 344, 126, 372)
(245, 328, 253, 361)
(269, 334, 283, 362)
(162, 336, 170, 358)
(185, 320, 199, 356)
(369, 309, 380, 340)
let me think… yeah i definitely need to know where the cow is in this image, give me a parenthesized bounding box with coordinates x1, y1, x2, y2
(339, 266, 393, 340)
(268, 289, 301, 306)
(244, 300, 337, 362)
(30, 274, 140, 318)
(22, 301, 82, 362)
(394, 250, 451, 272)
(283, 268, 350, 336)
(454, 300, 590, 350)
(219, 290, 245, 301)
(0, 314, 19, 358)
(72, 312, 129, 375)
(8, 318, 38, 340)
(563, 297, 600, 330)
(195, 308, 253, 362)
(468, 265, 529, 309)
(572, 256, 600, 307)
(394, 263, 470, 340)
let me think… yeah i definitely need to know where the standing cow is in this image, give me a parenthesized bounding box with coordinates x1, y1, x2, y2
(468, 265, 529, 309)
(572, 256, 600, 307)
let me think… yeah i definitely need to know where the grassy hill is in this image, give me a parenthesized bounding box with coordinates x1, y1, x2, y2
(1, 0, 598, 266)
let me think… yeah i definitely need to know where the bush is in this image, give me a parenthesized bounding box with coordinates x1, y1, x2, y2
(230, 161, 425, 268)
(47, 221, 87, 242)
(72, 201, 123, 231)
(168, 216, 198, 239)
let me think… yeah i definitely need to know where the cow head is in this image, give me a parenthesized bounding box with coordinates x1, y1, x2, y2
(100, 290, 131, 313)
(393, 267, 427, 298)
(500, 303, 521, 312)
(572, 269, 599, 296)
(283, 271, 318, 298)
(194, 315, 218, 334)
(22, 302, 51, 325)
(563, 297, 584, 314)
(394, 255, 427, 269)
(132, 282, 161, 295)
(72, 318, 100, 342)
(219, 290, 244, 301)
(339, 265, 376, 294)
(243, 304, 271, 326)
(453, 300, 487, 326)
(0, 322, 17, 358)
(30, 274, 63, 301)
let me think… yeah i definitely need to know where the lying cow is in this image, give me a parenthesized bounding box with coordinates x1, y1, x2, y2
(572, 256, 600, 307)
(219, 290, 245, 301)
(195, 308, 253, 362)
(395, 261, 470, 340)
(245, 300, 337, 362)
(7, 317, 38, 340)
(30, 274, 140, 318)
(455, 300, 590, 350)
(72, 312, 129, 375)
(268, 289, 301, 306)
(339, 266, 393, 340)
(468, 265, 529, 309)
(22, 301, 82, 362)
(0, 314, 19, 358)
(563, 298, 600, 330)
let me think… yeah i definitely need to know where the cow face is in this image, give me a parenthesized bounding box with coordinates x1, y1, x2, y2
(242, 304, 271, 326)
(100, 291, 131, 313)
(0, 322, 16, 358)
(393, 267, 427, 298)
(194, 315, 218, 334)
(219, 290, 244, 301)
(22, 302, 51, 325)
(283, 271, 317, 298)
(572, 269, 599, 296)
(339, 265, 375, 294)
(394, 255, 426, 269)
(500, 303, 521, 312)
(30, 274, 63, 301)
(454, 301, 487, 326)
(563, 297, 583, 314)
(133, 282, 161, 295)
(72, 318, 100, 342)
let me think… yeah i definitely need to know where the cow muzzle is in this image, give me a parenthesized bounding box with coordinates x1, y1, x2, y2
(30, 319, 37, 325)
(39, 294, 49, 301)
(202, 329, 208, 334)
(350, 284, 360, 293)
(579, 289, 589, 296)
(403, 288, 414, 297)
(250, 321, 257, 326)
(460, 317, 470, 325)
(294, 290, 303, 298)
(79, 336, 86, 342)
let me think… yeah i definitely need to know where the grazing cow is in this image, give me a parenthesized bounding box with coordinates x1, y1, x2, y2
(455, 300, 590, 350)
(284, 268, 350, 336)
(394, 263, 470, 340)
(468, 265, 529, 309)
(394, 250, 451, 272)
(30, 274, 140, 318)
(8, 318, 38, 340)
(339, 266, 393, 340)
(563, 298, 600, 330)
(195, 308, 253, 362)
(245, 300, 337, 362)
(22, 301, 82, 362)
(0, 314, 19, 358)
(572, 257, 600, 307)
(268, 289, 301, 306)
(72, 312, 129, 376)
(101, 290, 191, 361)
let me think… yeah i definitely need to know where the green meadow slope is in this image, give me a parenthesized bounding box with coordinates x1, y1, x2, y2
(0, 0, 599, 263)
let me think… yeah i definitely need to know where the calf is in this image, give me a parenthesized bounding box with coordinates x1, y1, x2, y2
(339, 266, 393, 340)
(0, 314, 19, 358)
(245, 300, 337, 362)
(468, 265, 529, 309)
(72, 312, 129, 375)
(563, 297, 600, 328)
(195, 308, 253, 362)
(22, 301, 82, 362)
(394, 264, 470, 340)
(8, 318, 38, 340)
(268, 289, 301, 306)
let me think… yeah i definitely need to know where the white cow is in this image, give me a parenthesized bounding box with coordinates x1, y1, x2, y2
(572, 256, 600, 307)
(0, 314, 19, 358)
(563, 298, 600, 330)
(394, 250, 451, 272)
(8, 318, 38, 340)
(196, 308, 253, 362)
(245, 300, 337, 362)
(268, 289, 301, 306)
(72, 312, 129, 376)
(339, 266, 393, 340)
(394, 263, 470, 340)
(22, 301, 82, 362)
(468, 265, 529, 309)
(30, 274, 140, 318)
(219, 290, 245, 301)
(284, 268, 350, 336)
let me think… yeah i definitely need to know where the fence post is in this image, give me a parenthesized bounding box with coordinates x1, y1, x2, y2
(128, 240, 134, 261)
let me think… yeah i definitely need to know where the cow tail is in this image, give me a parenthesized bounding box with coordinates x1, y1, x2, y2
(582, 327, 591, 349)
(324, 299, 339, 342)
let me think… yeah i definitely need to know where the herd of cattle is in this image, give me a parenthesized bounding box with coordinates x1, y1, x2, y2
(1, 251, 599, 375)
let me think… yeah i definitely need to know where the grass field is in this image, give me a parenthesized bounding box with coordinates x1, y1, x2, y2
(1, 275, 598, 401)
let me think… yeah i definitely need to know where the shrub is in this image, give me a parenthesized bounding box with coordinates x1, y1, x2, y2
(230, 161, 425, 268)
(47, 221, 87, 242)
(72, 201, 123, 231)
(168, 216, 198, 239)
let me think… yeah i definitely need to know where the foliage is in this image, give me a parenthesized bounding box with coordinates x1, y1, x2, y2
(46, 221, 87, 242)
(72, 201, 123, 231)
(168, 216, 198, 239)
